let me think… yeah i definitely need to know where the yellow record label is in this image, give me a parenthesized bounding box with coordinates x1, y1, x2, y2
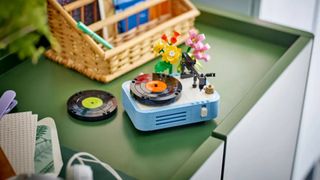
(82, 97, 103, 109)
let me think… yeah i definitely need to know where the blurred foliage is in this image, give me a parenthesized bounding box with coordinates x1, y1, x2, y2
(0, 0, 58, 63)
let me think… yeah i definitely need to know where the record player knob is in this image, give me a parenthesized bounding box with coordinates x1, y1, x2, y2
(204, 85, 214, 94)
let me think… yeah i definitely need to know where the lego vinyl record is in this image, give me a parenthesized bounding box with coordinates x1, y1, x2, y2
(67, 90, 117, 121)
(130, 73, 182, 105)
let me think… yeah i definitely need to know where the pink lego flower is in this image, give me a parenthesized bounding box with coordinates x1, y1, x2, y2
(185, 29, 211, 61)
(193, 43, 211, 62)
(194, 42, 210, 51)
(185, 29, 206, 48)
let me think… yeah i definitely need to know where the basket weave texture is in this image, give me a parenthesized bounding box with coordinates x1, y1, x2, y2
(45, 0, 200, 83)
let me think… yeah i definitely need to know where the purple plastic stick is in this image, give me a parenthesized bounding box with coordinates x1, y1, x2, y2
(0, 90, 17, 120)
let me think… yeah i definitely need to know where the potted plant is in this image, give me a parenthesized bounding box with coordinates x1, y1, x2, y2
(0, 0, 57, 63)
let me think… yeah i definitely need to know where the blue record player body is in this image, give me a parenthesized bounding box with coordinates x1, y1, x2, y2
(122, 74, 220, 131)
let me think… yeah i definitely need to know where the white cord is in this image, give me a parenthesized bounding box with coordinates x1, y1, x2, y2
(67, 152, 122, 180)
(80, 157, 122, 180)
(76, 156, 84, 165)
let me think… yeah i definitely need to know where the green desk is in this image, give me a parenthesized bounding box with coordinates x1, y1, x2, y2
(0, 5, 312, 180)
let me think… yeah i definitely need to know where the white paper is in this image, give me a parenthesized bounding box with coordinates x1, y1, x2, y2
(0, 111, 37, 174)
(37, 117, 63, 176)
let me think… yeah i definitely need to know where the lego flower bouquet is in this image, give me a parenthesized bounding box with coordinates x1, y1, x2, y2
(153, 29, 211, 74)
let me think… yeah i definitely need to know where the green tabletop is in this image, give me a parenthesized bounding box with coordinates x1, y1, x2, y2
(0, 6, 310, 179)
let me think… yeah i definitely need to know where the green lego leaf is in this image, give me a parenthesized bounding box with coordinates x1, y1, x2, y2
(155, 61, 173, 74)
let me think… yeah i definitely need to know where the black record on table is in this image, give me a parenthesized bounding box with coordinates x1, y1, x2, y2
(67, 90, 117, 121)
(130, 73, 182, 106)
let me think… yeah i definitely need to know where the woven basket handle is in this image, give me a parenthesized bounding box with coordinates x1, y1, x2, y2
(88, 0, 169, 32)
(63, 0, 95, 12)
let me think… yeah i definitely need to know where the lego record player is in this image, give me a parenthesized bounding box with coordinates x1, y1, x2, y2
(122, 73, 220, 131)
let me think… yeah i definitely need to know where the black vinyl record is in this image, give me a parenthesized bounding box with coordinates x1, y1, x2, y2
(67, 90, 117, 121)
(130, 73, 182, 106)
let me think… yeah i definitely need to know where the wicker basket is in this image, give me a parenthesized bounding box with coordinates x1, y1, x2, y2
(45, 0, 200, 83)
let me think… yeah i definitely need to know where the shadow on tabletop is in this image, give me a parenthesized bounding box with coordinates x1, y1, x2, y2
(67, 112, 117, 126)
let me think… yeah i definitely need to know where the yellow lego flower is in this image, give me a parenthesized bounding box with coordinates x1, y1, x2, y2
(153, 40, 166, 54)
(162, 45, 181, 64)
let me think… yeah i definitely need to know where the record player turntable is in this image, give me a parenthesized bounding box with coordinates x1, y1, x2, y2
(122, 73, 220, 131)
(122, 30, 220, 131)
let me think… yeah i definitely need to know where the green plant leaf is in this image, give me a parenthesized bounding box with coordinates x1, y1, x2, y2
(0, 0, 55, 62)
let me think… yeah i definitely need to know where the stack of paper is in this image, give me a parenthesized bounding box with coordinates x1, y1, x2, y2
(0, 112, 63, 176)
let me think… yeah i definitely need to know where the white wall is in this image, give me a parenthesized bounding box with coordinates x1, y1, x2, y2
(259, 0, 320, 179)
(259, 0, 317, 32)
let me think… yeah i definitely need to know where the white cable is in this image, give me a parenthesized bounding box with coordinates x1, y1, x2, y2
(80, 157, 123, 180)
(76, 156, 85, 165)
(66, 152, 122, 180)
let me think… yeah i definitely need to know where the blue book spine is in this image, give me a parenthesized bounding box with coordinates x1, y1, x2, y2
(114, 0, 149, 33)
